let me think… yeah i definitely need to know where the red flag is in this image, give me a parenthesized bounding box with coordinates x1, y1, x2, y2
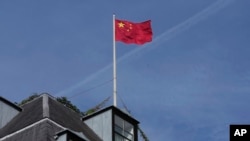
(115, 19, 152, 45)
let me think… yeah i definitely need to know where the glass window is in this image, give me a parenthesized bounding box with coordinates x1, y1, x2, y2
(114, 115, 134, 141)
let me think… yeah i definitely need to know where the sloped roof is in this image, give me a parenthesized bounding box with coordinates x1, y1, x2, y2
(48, 96, 101, 141)
(0, 94, 102, 141)
(0, 96, 43, 138)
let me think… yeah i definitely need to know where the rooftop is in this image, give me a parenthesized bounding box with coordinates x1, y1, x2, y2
(0, 93, 101, 141)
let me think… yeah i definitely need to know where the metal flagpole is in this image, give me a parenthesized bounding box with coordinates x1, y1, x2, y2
(113, 14, 117, 107)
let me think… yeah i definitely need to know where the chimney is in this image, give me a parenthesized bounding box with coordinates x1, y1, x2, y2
(0, 97, 22, 128)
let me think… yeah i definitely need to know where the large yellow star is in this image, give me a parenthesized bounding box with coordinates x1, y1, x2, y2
(118, 22, 125, 28)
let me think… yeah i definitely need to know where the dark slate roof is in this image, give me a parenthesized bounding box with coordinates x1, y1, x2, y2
(49, 96, 102, 141)
(0, 94, 102, 141)
(0, 96, 43, 138)
(0, 118, 63, 141)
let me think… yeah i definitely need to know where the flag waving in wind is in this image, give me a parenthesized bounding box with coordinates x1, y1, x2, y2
(112, 16, 153, 106)
(115, 19, 153, 45)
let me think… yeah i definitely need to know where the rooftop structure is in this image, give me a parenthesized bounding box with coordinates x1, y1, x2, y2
(0, 93, 139, 141)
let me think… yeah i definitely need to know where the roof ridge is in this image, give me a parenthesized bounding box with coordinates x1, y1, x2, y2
(19, 93, 55, 107)
(42, 94, 50, 118)
(40, 93, 56, 99)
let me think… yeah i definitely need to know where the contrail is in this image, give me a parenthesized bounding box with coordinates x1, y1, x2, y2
(56, 0, 235, 97)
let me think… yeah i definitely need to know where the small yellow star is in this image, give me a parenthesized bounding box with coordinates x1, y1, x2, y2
(118, 22, 125, 28)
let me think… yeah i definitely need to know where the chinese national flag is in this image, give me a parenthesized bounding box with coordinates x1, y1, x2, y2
(115, 19, 152, 45)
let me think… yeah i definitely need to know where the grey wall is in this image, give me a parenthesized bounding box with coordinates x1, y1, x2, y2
(84, 110, 112, 141)
(0, 101, 20, 128)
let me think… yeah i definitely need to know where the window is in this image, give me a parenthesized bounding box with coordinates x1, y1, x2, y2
(114, 115, 134, 141)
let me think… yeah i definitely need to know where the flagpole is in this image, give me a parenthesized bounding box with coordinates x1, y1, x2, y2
(113, 14, 117, 107)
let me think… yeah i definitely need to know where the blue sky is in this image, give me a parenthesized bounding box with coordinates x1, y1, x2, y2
(1, 0, 250, 140)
